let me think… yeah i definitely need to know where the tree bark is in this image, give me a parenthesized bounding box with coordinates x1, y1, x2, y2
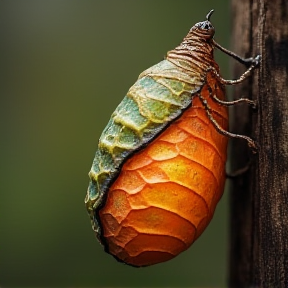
(229, 0, 288, 287)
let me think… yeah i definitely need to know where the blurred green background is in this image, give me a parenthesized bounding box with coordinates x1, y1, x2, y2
(0, 0, 231, 287)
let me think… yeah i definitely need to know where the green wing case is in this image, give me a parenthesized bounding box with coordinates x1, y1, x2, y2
(85, 59, 204, 239)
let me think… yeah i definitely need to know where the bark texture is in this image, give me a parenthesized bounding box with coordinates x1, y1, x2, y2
(229, 1, 288, 287)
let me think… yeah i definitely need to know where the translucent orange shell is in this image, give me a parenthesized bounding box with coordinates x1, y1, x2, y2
(99, 74, 228, 267)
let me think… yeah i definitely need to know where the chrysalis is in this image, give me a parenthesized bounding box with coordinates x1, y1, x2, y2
(85, 10, 260, 267)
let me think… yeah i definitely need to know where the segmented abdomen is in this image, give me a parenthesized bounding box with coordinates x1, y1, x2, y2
(85, 60, 204, 237)
(99, 76, 228, 267)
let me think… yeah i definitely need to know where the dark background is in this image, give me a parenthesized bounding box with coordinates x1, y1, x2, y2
(0, 0, 231, 287)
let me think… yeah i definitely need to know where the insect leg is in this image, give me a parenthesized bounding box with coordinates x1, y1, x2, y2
(208, 60, 260, 86)
(213, 40, 260, 68)
(212, 40, 261, 85)
(207, 86, 257, 108)
(197, 92, 258, 153)
(212, 94, 257, 108)
(226, 163, 250, 178)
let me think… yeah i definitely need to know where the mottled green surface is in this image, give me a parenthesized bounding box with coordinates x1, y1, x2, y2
(86, 60, 203, 239)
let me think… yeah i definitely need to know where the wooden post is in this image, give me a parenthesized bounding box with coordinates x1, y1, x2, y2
(229, 0, 288, 287)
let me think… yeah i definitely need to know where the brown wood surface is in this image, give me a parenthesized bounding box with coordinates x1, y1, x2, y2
(229, 0, 288, 287)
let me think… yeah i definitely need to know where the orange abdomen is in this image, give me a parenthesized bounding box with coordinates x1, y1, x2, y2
(99, 81, 228, 267)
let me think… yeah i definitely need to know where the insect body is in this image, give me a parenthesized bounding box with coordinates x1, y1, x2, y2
(85, 10, 260, 267)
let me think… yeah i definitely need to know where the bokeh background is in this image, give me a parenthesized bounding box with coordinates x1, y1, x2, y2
(0, 0, 231, 287)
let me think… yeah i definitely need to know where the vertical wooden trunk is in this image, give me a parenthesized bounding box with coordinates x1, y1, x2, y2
(229, 0, 288, 287)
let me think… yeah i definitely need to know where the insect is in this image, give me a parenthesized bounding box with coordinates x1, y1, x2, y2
(85, 10, 260, 267)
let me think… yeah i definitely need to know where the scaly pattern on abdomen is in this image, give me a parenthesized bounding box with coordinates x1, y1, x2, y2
(85, 60, 204, 239)
(99, 81, 228, 267)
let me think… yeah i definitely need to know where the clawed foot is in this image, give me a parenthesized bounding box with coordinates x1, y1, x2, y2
(243, 54, 261, 68)
(252, 54, 261, 67)
(247, 139, 259, 154)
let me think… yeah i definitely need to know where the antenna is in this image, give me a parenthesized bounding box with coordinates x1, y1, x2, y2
(206, 9, 214, 21)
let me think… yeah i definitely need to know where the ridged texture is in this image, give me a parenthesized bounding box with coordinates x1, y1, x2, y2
(86, 17, 229, 267)
(99, 75, 228, 266)
(85, 60, 204, 237)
